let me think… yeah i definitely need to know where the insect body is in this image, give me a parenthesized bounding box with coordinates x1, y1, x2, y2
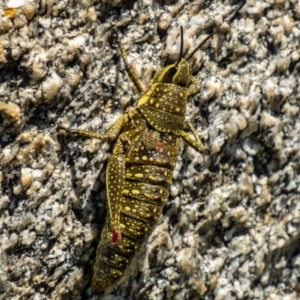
(59, 1, 245, 290)
(90, 29, 206, 291)
(92, 36, 205, 291)
(60, 27, 204, 292)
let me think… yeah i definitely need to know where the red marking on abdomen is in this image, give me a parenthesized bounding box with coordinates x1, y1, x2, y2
(155, 141, 164, 147)
(112, 229, 119, 243)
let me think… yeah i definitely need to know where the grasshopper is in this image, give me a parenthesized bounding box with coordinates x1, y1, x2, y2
(58, 1, 245, 292)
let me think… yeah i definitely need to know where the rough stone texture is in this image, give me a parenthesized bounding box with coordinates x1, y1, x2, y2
(0, 0, 299, 299)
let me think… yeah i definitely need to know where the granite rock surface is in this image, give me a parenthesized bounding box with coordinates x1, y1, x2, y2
(0, 0, 299, 299)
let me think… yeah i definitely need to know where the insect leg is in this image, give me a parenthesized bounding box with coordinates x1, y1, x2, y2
(106, 152, 125, 244)
(175, 125, 204, 153)
(106, 126, 146, 243)
(188, 76, 202, 96)
(186, 121, 203, 145)
(57, 114, 129, 142)
(111, 27, 145, 94)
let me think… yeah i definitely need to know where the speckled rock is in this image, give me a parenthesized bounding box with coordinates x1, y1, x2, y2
(0, 0, 300, 299)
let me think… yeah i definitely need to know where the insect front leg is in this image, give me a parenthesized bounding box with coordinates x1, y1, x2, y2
(188, 76, 201, 96)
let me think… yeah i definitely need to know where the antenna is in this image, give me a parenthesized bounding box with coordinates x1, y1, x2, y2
(175, 26, 184, 68)
(185, 32, 215, 62)
(185, 0, 246, 62)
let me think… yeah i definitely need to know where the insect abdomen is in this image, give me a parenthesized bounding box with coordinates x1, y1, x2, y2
(92, 127, 180, 292)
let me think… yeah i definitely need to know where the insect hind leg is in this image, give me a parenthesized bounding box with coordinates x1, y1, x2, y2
(106, 125, 146, 243)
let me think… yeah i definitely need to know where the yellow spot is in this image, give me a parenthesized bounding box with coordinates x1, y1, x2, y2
(175, 107, 181, 112)
(125, 206, 131, 211)
(142, 156, 147, 161)
(132, 189, 140, 195)
(135, 157, 139, 161)
(134, 173, 144, 178)
(4, 8, 16, 18)
(155, 103, 160, 108)
(123, 189, 129, 194)
(120, 224, 126, 229)
(180, 93, 183, 97)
